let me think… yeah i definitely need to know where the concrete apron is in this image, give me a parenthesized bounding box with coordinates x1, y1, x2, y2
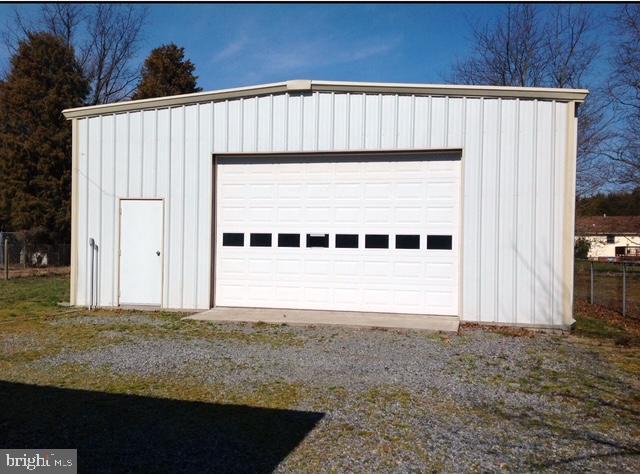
(184, 307, 460, 333)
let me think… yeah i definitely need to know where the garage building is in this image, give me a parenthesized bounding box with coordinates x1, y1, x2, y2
(62, 80, 588, 329)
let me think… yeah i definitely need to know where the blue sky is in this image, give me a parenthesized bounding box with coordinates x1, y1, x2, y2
(0, 3, 618, 91)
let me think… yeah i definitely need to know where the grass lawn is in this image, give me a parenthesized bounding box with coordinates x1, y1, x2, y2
(1, 275, 639, 472)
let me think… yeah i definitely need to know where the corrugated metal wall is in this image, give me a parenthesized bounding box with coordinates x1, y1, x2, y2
(75, 91, 571, 326)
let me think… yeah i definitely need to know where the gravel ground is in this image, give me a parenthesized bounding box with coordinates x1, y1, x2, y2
(48, 314, 166, 327)
(22, 317, 640, 472)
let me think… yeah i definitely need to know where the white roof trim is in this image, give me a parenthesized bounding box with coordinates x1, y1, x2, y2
(62, 79, 589, 119)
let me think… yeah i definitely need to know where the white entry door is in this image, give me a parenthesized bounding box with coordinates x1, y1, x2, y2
(215, 153, 461, 316)
(119, 200, 163, 306)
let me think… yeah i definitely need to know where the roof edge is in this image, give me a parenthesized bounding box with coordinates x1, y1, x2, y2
(63, 79, 589, 119)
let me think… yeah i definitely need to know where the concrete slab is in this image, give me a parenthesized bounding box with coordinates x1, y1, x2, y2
(184, 307, 460, 332)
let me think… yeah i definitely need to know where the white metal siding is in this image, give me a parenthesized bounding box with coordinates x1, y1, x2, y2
(75, 91, 570, 327)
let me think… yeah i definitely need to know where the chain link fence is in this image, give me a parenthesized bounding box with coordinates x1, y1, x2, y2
(1, 232, 70, 279)
(574, 259, 640, 318)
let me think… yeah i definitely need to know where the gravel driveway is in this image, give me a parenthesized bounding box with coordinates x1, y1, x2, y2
(15, 314, 640, 471)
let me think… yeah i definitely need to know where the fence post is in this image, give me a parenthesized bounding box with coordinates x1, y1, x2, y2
(622, 263, 627, 317)
(590, 261, 594, 305)
(3, 238, 8, 280)
(89, 238, 94, 310)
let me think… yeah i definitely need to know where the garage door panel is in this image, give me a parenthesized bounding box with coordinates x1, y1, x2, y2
(425, 262, 455, 282)
(215, 154, 460, 316)
(426, 207, 455, 225)
(335, 208, 361, 223)
(249, 207, 275, 222)
(247, 258, 273, 274)
(278, 207, 302, 222)
(276, 259, 302, 275)
(364, 207, 393, 224)
(222, 206, 244, 223)
(304, 259, 331, 275)
(220, 257, 245, 275)
(278, 184, 303, 198)
(335, 183, 361, 198)
(426, 289, 456, 308)
(275, 285, 300, 303)
(307, 183, 331, 197)
(217, 283, 247, 303)
(250, 184, 276, 198)
(334, 260, 361, 277)
(334, 287, 361, 304)
(222, 184, 245, 198)
(394, 289, 424, 307)
(363, 261, 392, 277)
(365, 183, 392, 197)
(394, 261, 423, 279)
(305, 286, 330, 303)
(427, 182, 457, 200)
(395, 182, 425, 199)
(395, 206, 423, 224)
(306, 207, 331, 223)
(363, 288, 393, 305)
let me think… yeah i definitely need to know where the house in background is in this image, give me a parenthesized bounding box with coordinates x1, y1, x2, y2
(575, 216, 640, 261)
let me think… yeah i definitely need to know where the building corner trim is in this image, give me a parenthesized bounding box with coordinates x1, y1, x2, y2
(562, 102, 578, 326)
(70, 118, 79, 306)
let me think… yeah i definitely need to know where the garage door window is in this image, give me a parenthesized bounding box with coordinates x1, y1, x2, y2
(222, 233, 244, 247)
(427, 235, 452, 250)
(278, 233, 300, 247)
(250, 233, 272, 247)
(365, 234, 389, 249)
(306, 234, 329, 248)
(336, 234, 359, 248)
(395, 235, 420, 249)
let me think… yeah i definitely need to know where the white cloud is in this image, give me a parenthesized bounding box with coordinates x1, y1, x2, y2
(204, 10, 403, 86)
(246, 35, 401, 77)
(213, 37, 248, 61)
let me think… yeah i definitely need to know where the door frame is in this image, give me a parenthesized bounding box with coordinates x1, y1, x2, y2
(117, 198, 165, 307)
(210, 149, 463, 313)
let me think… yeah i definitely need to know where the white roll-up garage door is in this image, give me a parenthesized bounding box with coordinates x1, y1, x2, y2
(214, 153, 461, 316)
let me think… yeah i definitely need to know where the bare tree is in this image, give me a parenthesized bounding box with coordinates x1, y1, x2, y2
(608, 4, 640, 189)
(574, 96, 615, 197)
(450, 5, 612, 197)
(543, 6, 599, 88)
(544, 6, 614, 197)
(3, 4, 147, 104)
(451, 5, 545, 87)
(1, 10, 32, 59)
(40, 4, 85, 49)
(82, 5, 147, 104)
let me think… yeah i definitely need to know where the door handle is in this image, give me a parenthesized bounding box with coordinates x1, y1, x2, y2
(156, 250, 161, 256)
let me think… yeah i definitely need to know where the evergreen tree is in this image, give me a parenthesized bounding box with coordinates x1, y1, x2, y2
(0, 32, 88, 241)
(132, 44, 201, 100)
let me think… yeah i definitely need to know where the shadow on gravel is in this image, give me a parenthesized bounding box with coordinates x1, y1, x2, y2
(492, 403, 640, 469)
(0, 381, 323, 473)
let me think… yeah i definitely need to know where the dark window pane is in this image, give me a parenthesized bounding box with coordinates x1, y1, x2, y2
(250, 233, 272, 247)
(395, 235, 420, 249)
(306, 234, 329, 248)
(336, 234, 358, 248)
(606, 234, 615, 244)
(278, 233, 300, 247)
(427, 235, 452, 250)
(222, 233, 244, 247)
(365, 234, 389, 249)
